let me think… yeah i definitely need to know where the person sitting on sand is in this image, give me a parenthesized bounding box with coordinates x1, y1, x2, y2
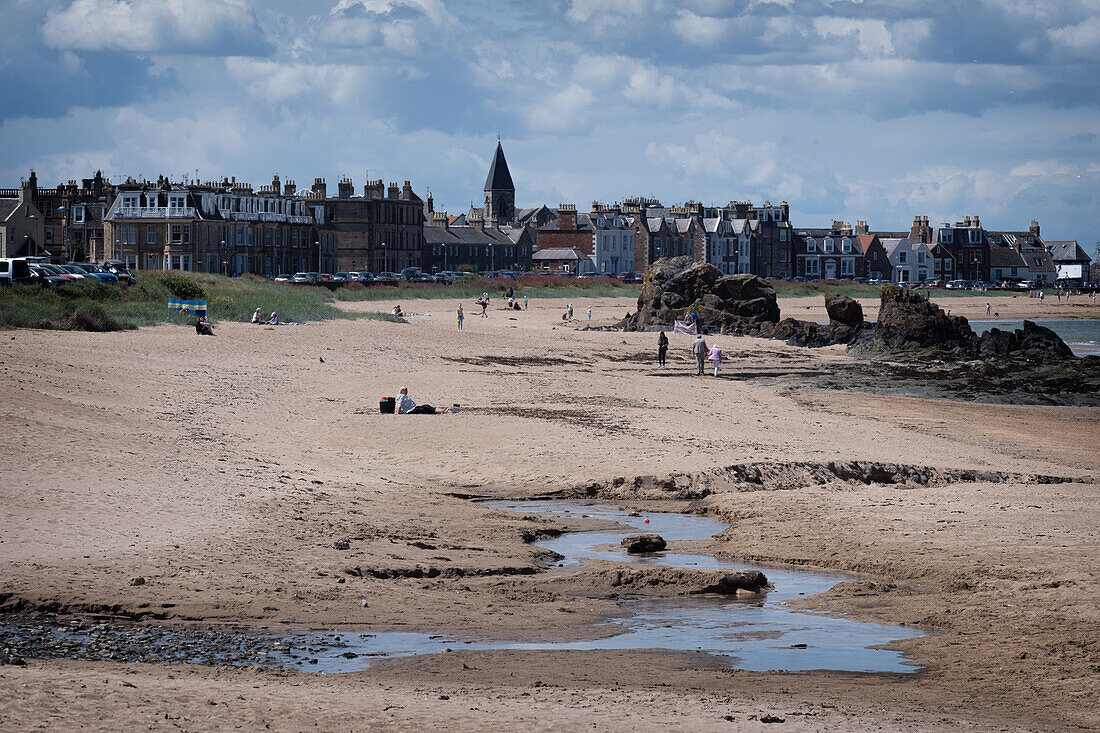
(252, 308, 263, 324)
(196, 315, 215, 336)
(267, 312, 280, 325)
(392, 305, 404, 317)
(394, 386, 444, 415)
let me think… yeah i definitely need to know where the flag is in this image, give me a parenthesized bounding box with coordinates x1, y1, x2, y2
(673, 319, 696, 335)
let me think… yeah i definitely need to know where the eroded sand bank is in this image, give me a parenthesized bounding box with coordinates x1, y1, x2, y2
(1, 293, 1097, 731)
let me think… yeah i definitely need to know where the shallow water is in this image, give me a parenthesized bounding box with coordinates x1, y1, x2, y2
(0, 500, 925, 674)
(970, 318, 1100, 356)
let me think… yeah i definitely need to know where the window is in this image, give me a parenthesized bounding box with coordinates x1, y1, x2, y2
(969, 229, 981, 244)
(873, 251, 878, 261)
(292, 229, 299, 248)
(170, 225, 182, 243)
(168, 195, 186, 210)
(45, 228, 53, 244)
(940, 230, 954, 244)
(806, 259, 819, 275)
(841, 258, 855, 276)
(147, 225, 157, 245)
(779, 228, 789, 242)
(842, 238, 852, 252)
(806, 238, 816, 252)
(918, 250, 926, 263)
(182, 225, 190, 245)
(122, 195, 140, 210)
(74, 205, 85, 223)
(824, 238, 834, 253)
(899, 250, 907, 264)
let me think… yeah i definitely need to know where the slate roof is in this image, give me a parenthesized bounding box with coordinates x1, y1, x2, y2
(484, 142, 514, 192)
(989, 244, 1027, 268)
(0, 198, 20, 221)
(532, 247, 583, 260)
(1046, 240, 1090, 262)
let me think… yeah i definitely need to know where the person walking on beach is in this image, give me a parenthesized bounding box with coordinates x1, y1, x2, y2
(523, 294, 528, 310)
(986, 302, 991, 315)
(456, 303, 464, 331)
(708, 343, 723, 377)
(587, 306, 592, 321)
(657, 331, 668, 367)
(479, 298, 488, 318)
(567, 303, 574, 320)
(691, 334, 709, 375)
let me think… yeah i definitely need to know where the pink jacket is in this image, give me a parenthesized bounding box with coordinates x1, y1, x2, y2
(708, 346, 723, 361)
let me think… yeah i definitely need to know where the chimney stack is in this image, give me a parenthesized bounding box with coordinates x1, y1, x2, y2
(387, 182, 399, 200)
(284, 179, 296, 196)
(558, 203, 577, 230)
(338, 177, 354, 199)
(312, 178, 327, 198)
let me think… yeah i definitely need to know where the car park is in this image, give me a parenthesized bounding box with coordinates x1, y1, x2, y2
(66, 262, 118, 284)
(0, 258, 37, 285)
(35, 263, 81, 281)
(28, 264, 69, 287)
(375, 271, 398, 285)
(945, 279, 969, 290)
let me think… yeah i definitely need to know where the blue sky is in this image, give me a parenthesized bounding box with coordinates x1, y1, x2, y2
(1, 0, 1097, 251)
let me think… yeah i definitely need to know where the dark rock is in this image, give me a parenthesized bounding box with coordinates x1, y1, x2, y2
(129, 577, 146, 587)
(333, 538, 350, 551)
(825, 294, 863, 326)
(1017, 320, 1074, 359)
(621, 534, 667, 553)
(696, 570, 770, 596)
(619, 258, 780, 331)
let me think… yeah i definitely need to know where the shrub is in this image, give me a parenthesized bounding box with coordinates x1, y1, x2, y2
(157, 274, 206, 300)
(64, 303, 128, 332)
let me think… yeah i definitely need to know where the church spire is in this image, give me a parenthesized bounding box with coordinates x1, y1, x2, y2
(484, 140, 514, 193)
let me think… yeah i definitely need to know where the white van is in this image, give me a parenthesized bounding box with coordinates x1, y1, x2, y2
(0, 258, 35, 285)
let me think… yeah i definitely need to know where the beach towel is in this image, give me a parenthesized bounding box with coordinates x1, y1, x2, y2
(168, 298, 207, 316)
(673, 319, 697, 335)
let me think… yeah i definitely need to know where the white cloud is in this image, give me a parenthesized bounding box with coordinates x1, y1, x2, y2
(566, 0, 658, 24)
(331, 0, 454, 26)
(525, 84, 596, 132)
(224, 58, 368, 106)
(1047, 16, 1100, 60)
(42, 0, 267, 55)
(813, 16, 894, 56)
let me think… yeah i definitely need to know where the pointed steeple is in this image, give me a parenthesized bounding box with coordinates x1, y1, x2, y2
(484, 141, 514, 193)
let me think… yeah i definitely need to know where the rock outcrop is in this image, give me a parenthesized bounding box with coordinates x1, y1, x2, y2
(621, 534, 667, 553)
(850, 285, 1078, 363)
(619, 258, 779, 332)
(825, 294, 863, 326)
(695, 570, 771, 597)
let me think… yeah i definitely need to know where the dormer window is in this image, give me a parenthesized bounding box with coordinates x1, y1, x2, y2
(824, 238, 834, 253)
(73, 204, 85, 223)
(940, 230, 954, 244)
(806, 238, 816, 252)
(121, 194, 140, 209)
(841, 238, 852, 252)
(968, 229, 982, 244)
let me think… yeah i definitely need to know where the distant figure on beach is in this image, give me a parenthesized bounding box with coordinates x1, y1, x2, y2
(395, 386, 443, 414)
(506, 286, 514, 300)
(657, 331, 668, 366)
(691, 334, 709, 375)
(267, 312, 280, 325)
(523, 295, 528, 310)
(567, 303, 574, 320)
(251, 308, 263, 324)
(708, 344, 723, 377)
(392, 305, 404, 317)
(1040, 291, 1045, 301)
(478, 298, 488, 317)
(986, 302, 991, 315)
(456, 303, 464, 331)
(195, 315, 215, 336)
(587, 306, 592, 321)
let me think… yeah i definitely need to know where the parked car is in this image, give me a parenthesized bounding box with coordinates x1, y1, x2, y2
(28, 264, 69, 287)
(333, 272, 353, 283)
(0, 258, 37, 285)
(103, 259, 136, 285)
(35, 263, 81, 281)
(945, 279, 969, 290)
(66, 262, 118, 284)
(274, 273, 293, 283)
(375, 271, 398, 285)
(318, 273, 334, 283)
(355, 272, 375, 283)
(57, 264, 91, 279)
(291, 272, 315, 284)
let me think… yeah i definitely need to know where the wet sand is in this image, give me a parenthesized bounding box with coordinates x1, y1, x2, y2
(1, 293, 1097, 731)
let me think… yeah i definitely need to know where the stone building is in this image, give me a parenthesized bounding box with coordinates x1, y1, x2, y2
(422, 212, 533, 273)
(1, 170, 116, 262)
(0, 178, 45, 259)
(103, 175, 337, 274)
(317, 177, 425, 273)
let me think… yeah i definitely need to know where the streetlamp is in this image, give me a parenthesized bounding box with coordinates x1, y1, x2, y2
(381, 241, 387, 273)
(220, 240, 227, 276)
(315, 240, 320, 272)
(115, 238, 121, 267)
(27, 214, 37, 258)
(56, 206, 65, 262)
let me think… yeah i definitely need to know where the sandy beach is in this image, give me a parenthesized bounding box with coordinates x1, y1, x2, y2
(1, 291, 1098, 731)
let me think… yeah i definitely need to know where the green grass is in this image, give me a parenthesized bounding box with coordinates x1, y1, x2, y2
(331, 274, 641, 302)
(0, 273, 401, 332)
(769, 281, 1043, 299)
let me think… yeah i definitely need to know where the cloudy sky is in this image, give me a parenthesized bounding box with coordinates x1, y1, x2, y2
(1, 0, 1098, 248)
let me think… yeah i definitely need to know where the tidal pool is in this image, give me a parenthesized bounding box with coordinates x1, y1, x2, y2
(0, 500, 925, 674)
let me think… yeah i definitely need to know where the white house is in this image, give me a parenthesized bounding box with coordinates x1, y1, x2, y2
(882, 237, 934, 283)
(588, 212, 634, 275)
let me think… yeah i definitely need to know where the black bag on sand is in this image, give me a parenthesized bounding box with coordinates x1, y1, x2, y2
(380, 397, 396, 414)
